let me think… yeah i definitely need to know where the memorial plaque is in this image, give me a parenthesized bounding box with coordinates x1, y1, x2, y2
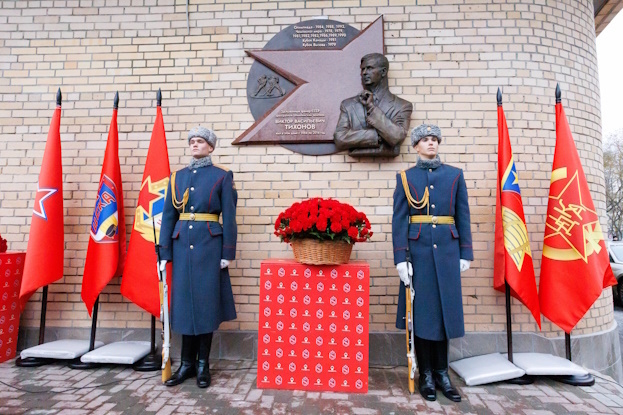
(234, 17, 384, 155)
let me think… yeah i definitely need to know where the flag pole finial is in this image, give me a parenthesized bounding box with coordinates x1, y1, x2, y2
(497, 88, 502, 106)
(157, 88, 162, 107)
(56, 88, 62, 106)
(114, 92, 119, 109)
(555, 83, 561, 104)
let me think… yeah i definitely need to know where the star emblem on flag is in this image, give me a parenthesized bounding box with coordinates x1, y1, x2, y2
(544, 170, 603, 262)
(501, 157, 521, 195)
(32, 186, 58, 220)
(133, 176, 169, 243)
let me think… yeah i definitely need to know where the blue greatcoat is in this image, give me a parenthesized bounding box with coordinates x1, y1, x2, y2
(159, 163, 238, 335)
(393, 163, 473, 341)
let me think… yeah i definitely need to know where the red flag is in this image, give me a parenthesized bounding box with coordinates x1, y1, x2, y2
(539, 94, 617, 333)
(121, 104, 171, 316)
(81, 105, 126, 315)
(19, 99, 64, 311)
(494, 101, 541, 328)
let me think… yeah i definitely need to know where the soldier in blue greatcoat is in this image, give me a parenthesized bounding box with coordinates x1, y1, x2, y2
(393, 124, 473, 402)
(159, 126, 237, 388)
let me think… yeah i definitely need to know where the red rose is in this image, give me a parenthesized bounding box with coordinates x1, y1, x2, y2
(347, 227, 358, 239)
(330, 221, 342, 233)
(316, 215, 328, 232)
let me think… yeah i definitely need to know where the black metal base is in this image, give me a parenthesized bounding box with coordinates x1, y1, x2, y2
(15, 356, 52, 367)
(132, 352, 162, 372)
(549, 373, 595, 386)
(67, 358, 100, 370)
(506, 374, 535, 385)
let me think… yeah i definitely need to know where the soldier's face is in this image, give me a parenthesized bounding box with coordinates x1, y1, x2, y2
(414, 135, 439, 160)
(189, 137, 214, 159)
(360, 59, 386, 87)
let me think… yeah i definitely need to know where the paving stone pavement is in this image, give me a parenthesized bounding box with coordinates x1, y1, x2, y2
(1, 359, 622, 414)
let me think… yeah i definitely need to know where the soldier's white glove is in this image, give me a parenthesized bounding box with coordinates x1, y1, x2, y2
(159, 260, 168, 272)
(220, 259, 230, 269)
(396, 262, 413, 286)
(460, 259, 470, 273)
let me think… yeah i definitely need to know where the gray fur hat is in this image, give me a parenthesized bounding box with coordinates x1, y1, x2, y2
(411, 124, 442, 146)
(188, 126, 217, 148)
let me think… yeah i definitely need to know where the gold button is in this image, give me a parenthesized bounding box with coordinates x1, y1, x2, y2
(190, 245, 194, 250)
(189, 213, 195, 220)
(191, 187, 195, 191)
(190, 206, 194, 211)
(189, 225, 193, 229)
(430, 185, 434, 190)
(431, 204, 435, 209)
(433, 244, 437, 249)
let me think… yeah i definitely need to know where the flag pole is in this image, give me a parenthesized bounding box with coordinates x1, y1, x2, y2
(15, 286, 50, 367)
(498, 88, 534, 385)
(133, 315, 160, 371)
(68, 296, 100, 369)
(15, 88, 63, 368)
(505, 282, 513, 363)
(133, 88, 164, 372)
(546, 84, 594, 387)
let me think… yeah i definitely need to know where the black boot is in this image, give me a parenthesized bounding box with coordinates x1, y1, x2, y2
(165, 335, 198, 387)
(196, 332, 213, 388)
(414, 336, 436, 401)
(432, 339, 461, 402)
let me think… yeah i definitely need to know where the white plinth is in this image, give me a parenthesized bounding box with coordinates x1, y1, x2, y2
(20, 339, 104, 360)
(507, 352, 589, 376)
(80, 341, 152, 365)
(450, 352, 526, 386)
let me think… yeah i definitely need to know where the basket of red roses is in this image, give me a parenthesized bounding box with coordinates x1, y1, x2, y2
(274, 198, 373, 265)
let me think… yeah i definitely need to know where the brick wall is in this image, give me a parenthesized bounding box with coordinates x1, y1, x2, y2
(0, 0, 613, 338)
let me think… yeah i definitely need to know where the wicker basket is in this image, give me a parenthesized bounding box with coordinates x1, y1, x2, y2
(291, 239, 353, 265)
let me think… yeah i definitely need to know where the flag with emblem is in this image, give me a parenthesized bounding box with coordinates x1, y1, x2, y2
(81, 95, 126, 315)
(121, 99, 171, 317)
(539, 86, 616, 333)
(494, 97, 541, 328)
(20, 90, 64, 311)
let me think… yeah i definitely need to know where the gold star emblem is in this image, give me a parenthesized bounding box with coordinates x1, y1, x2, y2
(133, 176, 169, 243)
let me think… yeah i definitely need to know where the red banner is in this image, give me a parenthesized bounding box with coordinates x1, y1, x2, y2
(539, 100, 617, 333)
(121, 105, 171, 316)
(81, 108, 126, 315)
(19, 105, 64, 311)
(0, 253, 25, 363)
(257, 260, 369, 393)
(494, 103, 540, 328)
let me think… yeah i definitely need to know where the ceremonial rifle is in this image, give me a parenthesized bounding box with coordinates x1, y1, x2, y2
(152, 217, 172, 382)
(405, 246, 416, 394)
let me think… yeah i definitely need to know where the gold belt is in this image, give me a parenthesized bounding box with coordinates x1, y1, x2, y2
(409, 215, 454, 225)
(179, 213, 219, 222)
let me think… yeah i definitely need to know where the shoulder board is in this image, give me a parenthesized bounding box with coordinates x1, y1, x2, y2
(213, 164, 230, 172)
(442, 163, 461, 173)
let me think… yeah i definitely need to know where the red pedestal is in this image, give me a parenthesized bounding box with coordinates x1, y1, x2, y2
(257, 259, 369, 393)
(0, 252, 25, 363)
